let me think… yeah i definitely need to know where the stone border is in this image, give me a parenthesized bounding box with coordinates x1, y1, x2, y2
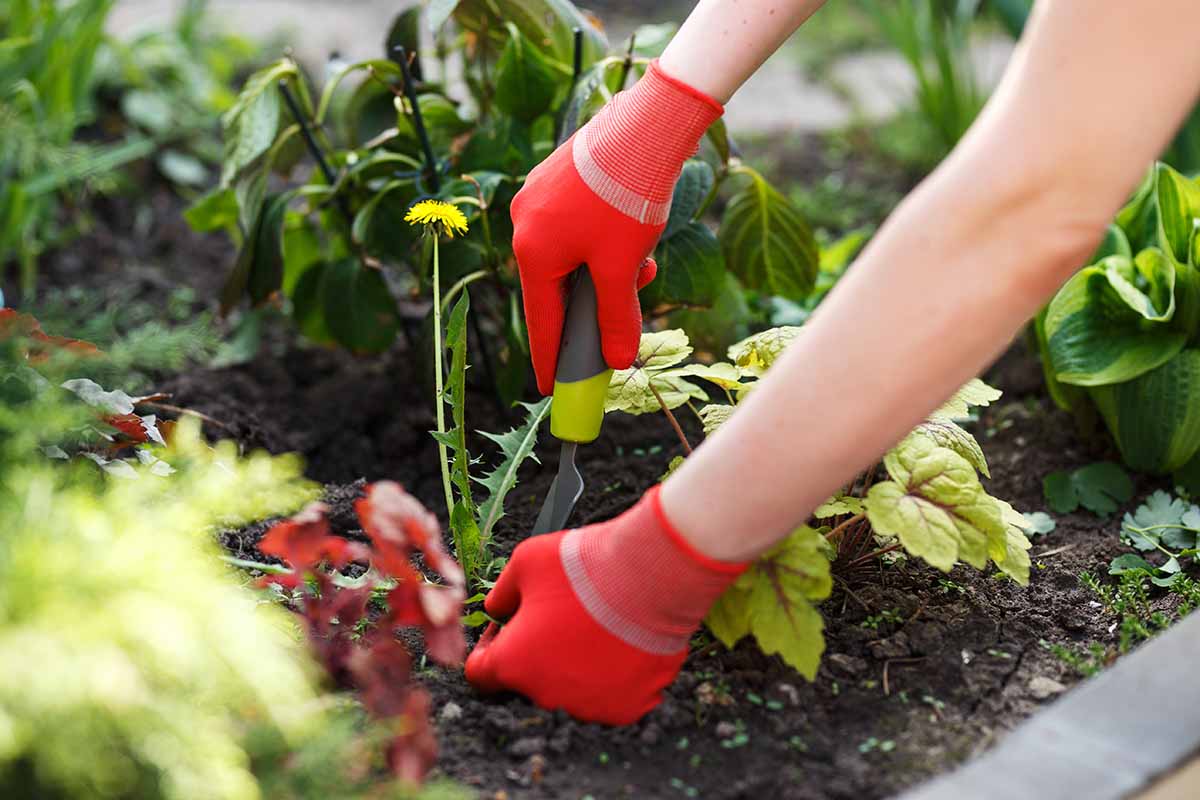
(898, 612, 1200, 800)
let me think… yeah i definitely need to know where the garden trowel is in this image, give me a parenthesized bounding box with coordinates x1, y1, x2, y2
(531, 266, 612, 534)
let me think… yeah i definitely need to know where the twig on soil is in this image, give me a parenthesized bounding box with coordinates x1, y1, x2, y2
(824, 513, 866, 543)
(833, 576, 871, 611)
(883, 657, 926, 696)
(648, 380, 693, 455)
(136, 401, 231, 431)
(1034, 544, 1077, 559)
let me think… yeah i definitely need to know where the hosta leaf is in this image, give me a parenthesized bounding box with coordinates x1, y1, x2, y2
(813, 495, 864, 519)
(494, 23, 560, 123)
(744, 526, 832, 679)
(320, 258, 400, 354)
(1044, 253, 1185, 387)
(908, 418, 989, 477)
(719, 165, 818, 301)
(1090, 349, 1200, 473)
(865, 437, 1006, 573)
(644, 221, 725, 309)
(931, 378, 1002, 420)
(1155, 162, 1200, 264)
(475, 397, 552, 541)
(606, 330, 708, 414)
(727, 326, 802, 377)
(664, 161, 715, 239)
(698, 403, 734, 435)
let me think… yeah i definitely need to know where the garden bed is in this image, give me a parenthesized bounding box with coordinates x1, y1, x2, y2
(27, 146, 1179, 800)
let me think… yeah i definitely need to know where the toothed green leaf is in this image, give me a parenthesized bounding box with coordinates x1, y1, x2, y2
(475, 397, 552, 541)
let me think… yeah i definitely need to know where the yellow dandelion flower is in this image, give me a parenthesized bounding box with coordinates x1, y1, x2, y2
(404, 199, 469, 238)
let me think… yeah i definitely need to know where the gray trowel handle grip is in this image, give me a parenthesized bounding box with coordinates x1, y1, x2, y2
(548, 266, 613, 443)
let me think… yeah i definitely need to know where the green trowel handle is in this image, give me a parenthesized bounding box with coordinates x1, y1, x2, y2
(550, 266, 612, 444)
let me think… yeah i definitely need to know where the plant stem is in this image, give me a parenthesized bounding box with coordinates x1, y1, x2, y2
(847, 542, 903, 569)
(616, 33, 637, 89)
(824, 513, 866, 542)
(648, 380, 692, 455)
(432, 234, 454, 519)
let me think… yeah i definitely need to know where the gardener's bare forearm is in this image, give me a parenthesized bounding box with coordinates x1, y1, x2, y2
(663, 0, 1200, 562)
(659, 0, 827, 102)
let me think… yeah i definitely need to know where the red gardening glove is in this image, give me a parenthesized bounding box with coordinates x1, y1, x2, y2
(511, 60, 724, 395)
(464, 486, 745, 725)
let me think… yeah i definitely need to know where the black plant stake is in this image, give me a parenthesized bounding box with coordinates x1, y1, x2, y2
(393, 45, 441, 193)
(616, 33, 637, 90)
(277, 79, 354, 226)
(555, 27, 587, 146)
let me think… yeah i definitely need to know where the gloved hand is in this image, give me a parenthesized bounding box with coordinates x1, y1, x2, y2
(511, 60, 724, 395)
(464, 486, 745, 725)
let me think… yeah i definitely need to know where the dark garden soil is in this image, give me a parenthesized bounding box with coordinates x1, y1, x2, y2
(29, 162, 1185, 800)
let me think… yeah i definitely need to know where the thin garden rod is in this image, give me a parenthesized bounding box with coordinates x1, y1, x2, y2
(277, 79, 353, 225)
(616, 33, 637, 90)
(571, 27, 584, 82)
(393, 45, 441, 192)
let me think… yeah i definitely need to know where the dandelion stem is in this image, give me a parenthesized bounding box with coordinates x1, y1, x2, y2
(648, 380, 692, 455)
(432, 235, 454, 519)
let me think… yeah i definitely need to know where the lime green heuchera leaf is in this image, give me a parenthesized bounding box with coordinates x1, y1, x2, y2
(931, 378, 1002, 420)
(813, 495, 865, 519)
(1044, 252, 1186, 387)
(671, 362, 746, 391)
(727, 326, 802, 377)
(865, 436, 1007, 574)
(904, 418, 990, 478)
(698, 403, 734, 435)
(1090, 348, 1200, 473)
(992, 498, 1033, 583)
(705, 526, 832, 679)
(605, 330, 707, 415)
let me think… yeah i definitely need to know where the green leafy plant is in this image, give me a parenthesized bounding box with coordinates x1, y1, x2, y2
(1042, 462, 1134, 517)
(1110, 489, 1200, 585)
(861, 0, 987, 163)
(0, 0, 157, 292)
(1036, 163, 1200, 477)
(0, 308, 467, 799)
(609, 327, 1035, 677)
(1047, 569, 1200, 677)
(91, 0, 260, 189)
(197, 1, 814, 402)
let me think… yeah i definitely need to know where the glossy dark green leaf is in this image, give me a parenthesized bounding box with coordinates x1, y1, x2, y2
(386, 7, 423, 78)
(664, 160, 715, 239)
(290, 261, 335, 345)
(220, 192, 291, 313)
(668, 273, 752, 357)
(453, 0, 607, 69)
(645, 221, 725, 309)
(494, 24, 561, 123)
(184, 188, 239, 233)
(321, 258, 400, 353)
(281, 212, 324, 296)
(719, 165, 817, 301)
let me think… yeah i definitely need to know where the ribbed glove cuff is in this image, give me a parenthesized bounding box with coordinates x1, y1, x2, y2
(572, 60, 724, 225)
(560, 485, 747, 655)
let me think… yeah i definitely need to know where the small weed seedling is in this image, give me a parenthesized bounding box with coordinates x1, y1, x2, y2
(1042, 462, 1134, 517)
